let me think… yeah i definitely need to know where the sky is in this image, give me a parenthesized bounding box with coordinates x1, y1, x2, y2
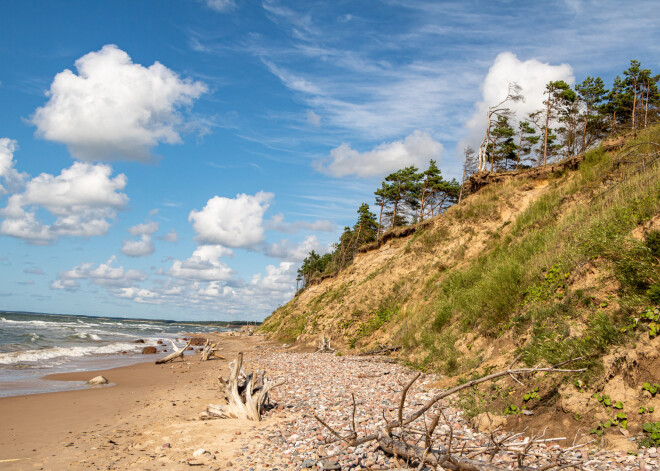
(0, 1, 658, 321)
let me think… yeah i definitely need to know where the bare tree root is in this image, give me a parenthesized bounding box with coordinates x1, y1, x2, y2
(202, 352, 285, 421)
(313, 357, 589, 470)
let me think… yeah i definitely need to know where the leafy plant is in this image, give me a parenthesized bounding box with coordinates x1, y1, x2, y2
(504, 404, 521, 415)
(523, 386, 540, 403)
(642, 382, 660, 396)
(642, 422, 660, 447)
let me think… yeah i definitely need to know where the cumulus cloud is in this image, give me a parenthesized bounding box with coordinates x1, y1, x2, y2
(31, 44, 207, 162)
(52, 256, 147, 291)
(314, 130, 443, 178)
(159, 229, 179, 243)
(167, 245, 234, 281)
(265, 235, 326, 262)
(115, 287, 159, 303)
(265, 213, 335, 234)
(462, 52, 575, 150)
(0, 138, 26, 194)
(250, 261, 296, 294)
(128, 221, 159, 236)
(121, 234, 155, 257)
(0, 162, 128, 244)
(189, 191, 273, 248)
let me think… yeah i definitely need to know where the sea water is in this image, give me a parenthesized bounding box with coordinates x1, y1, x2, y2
(0, 311, 229, 397)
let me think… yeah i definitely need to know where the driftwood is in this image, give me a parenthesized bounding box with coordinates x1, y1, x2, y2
(314, 356, 589, 470)
(202, 352, 285, 421)
(357, 345, 400, 356)
(200, 339, 225, 361)
(315, 334, 336, 353)
(155, 339, 192, 364)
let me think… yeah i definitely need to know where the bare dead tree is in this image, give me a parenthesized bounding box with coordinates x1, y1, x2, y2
(313, 356, 588, 470)
(477, 83, 524, 172)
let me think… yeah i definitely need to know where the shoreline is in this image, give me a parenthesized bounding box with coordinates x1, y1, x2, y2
(1, 333, 657, 470)
(0, 332, 270, 470)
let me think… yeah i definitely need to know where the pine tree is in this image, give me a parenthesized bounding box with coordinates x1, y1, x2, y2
(491, 115, 517, 171)
(623, 59, 642, 133)
(516, 121, 539, 169)
(384, 166, 421, 228)
(374, 182, 393, 238)
(575, 76, 607, 152)
(541, 80, 574, 166)
(418, 160, 443, 222)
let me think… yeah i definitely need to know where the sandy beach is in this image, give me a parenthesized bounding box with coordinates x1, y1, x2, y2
(1, 332, 658, 471)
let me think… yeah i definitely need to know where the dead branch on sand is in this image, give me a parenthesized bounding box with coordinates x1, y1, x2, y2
(313, 356, 588, 470)
(202, 352, 285, 421)
(155, 339, 192, 364)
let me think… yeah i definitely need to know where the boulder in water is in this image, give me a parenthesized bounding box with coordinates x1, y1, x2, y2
(142, 346, 157, 354)
(88, 375, 109, 385)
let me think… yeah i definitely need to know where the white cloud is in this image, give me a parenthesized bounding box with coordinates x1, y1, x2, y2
(205, 0, 236, 12)
(189, 191, 273, 247)
(306, 110, 321, 127)
(31, 44, 207, 162)
(52, 256, 147, 291)
(250, 261, 296, 294)
(462, 52, 575, 150)
(121, 234, 155, 257)
(128, 221, 159, 236)
(265, 235, 325, 261)
(0, 162, 128, 244)
(159, 229, 179, 243)
(0, 138, 26, 194)
(265, 213, 335, 233)
(314, 130, 443, 178)
(167, 245, 234, 281)
(115, 287, 159, 303)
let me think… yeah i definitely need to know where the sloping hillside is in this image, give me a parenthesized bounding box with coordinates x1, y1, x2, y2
(261, 126, 660, 448)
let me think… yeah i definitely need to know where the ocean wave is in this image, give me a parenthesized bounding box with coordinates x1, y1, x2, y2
(0, 342, 148, 365)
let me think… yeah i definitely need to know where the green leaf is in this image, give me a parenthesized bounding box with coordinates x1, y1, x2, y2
(614, 401, 623, 409)
(617, 412, 627, 420)
(603, 397, 612, 406)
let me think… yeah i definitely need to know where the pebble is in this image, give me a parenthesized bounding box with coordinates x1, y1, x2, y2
(220, 350, 660, 471)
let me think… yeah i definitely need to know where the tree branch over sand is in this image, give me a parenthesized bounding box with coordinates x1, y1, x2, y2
(313, 357, 587, 470)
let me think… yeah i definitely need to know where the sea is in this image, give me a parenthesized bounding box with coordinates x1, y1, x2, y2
(0, 311, 233, 397)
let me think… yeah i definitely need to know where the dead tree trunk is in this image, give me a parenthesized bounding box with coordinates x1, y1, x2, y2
(155, 339, 192, 364)
(203, 352, 284, 421)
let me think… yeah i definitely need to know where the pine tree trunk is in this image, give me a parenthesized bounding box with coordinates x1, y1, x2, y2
(581, 104, 589, 153)
(632, 80, 638, 134)
(542, 95, 552, 166)
(377, 202, 384, 238)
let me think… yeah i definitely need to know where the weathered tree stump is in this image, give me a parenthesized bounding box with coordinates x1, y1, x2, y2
(315, 334, 336, 353)
(202, 352, 284, 421)
(200, 339, 225, 361)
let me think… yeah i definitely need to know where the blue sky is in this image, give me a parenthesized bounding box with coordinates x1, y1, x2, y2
(0, 0, 658, 321)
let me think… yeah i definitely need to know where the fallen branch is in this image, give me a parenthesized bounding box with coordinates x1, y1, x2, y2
(155, 339, 192, 364)
(314, 357, 587, 470)
(202, 352, 285, 421)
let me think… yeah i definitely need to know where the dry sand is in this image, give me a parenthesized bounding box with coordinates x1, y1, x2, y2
(0, 333, 277, 470)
